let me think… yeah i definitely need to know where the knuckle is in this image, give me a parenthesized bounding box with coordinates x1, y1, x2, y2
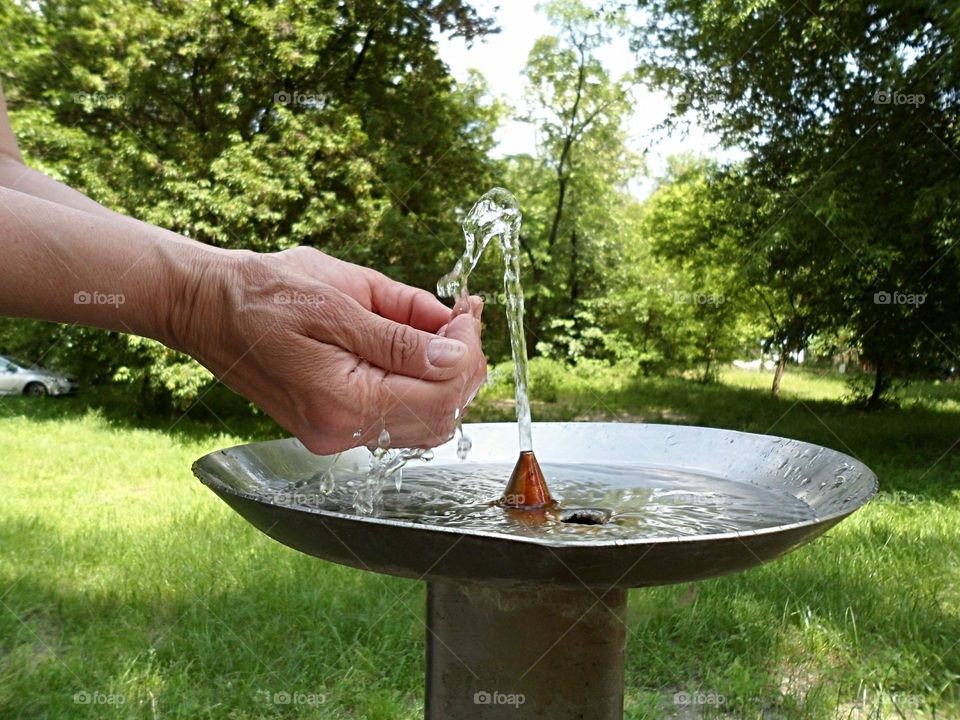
(388, 324, 420, 368)
(282, 245, 318, 261)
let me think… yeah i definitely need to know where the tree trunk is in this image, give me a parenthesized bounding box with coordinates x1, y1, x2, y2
(771, 351, 787, 398)
(547, 176, 569, 254)
(569, 229, 579, 310)
(346, 26, 375, 88)
(545, 55, 585, 256)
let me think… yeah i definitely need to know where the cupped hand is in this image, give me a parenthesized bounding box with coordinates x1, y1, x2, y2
(179, 246, 487, 454)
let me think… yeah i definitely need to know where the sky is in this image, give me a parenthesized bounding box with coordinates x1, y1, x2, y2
(434, 1, 746, 197)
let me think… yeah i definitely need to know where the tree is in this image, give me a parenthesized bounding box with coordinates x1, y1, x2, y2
(634, 0, 960, 405)
(637, 156, 758, 381)
(0, 0, 498, 405)
(509, 0, 641, 356)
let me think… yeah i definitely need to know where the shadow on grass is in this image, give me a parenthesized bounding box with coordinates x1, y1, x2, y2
(0, 512, 425, 718)
(624, 525, 960, 714)
(0, 383, 284, 446)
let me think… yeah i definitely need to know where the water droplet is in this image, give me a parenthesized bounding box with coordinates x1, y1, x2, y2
(353, 489, 374, 516)
(457, 434, 472, 461)
(378, 428, 391, 450)
(320, 469, 336, 495)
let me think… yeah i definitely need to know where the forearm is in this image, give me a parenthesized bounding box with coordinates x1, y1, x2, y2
(0, 184, 237, 349)
(0, 156, 116, 218)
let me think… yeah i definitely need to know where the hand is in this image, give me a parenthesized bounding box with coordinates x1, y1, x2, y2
(176, 246, 487, 454)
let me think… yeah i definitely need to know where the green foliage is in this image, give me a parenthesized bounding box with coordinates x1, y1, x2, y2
(2, 0, 957, 408)
(502, 0, 643, 357)
(633, 0, 960, 402)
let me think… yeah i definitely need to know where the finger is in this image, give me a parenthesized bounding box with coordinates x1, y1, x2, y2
(365, 270, 451, 333)
(373, 311, 486, 448)
(444, 307, 487, 389)
(309, 291, 472, 381)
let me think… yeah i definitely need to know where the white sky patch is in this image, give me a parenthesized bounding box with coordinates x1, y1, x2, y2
(435, 0, 747, 197)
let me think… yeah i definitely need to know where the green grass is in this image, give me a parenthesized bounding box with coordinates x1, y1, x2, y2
(1, 365, 958, 718)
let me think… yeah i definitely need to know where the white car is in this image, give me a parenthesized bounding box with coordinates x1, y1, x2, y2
(0, 355, 79, 397)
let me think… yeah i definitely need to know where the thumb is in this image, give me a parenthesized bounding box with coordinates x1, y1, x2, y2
(336, 301, 471, 381)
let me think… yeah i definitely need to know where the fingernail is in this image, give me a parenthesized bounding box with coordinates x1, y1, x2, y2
(428, 338, 467, 367)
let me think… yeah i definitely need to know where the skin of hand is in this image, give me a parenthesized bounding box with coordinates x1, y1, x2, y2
(177, 247, 488, 454)
(0, 81, 487, 453)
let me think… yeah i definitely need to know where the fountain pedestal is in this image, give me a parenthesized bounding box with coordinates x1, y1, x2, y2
(427, 581, 627, 719)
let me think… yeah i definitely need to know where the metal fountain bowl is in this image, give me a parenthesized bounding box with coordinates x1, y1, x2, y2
(192, 422, 877, 588)
(193, 422, 877, 720)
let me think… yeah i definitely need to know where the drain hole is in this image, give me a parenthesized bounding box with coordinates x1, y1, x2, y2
(560, 508, 609, 525)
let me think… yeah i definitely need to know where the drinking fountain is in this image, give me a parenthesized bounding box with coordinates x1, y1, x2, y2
(193, 421, 876, 719)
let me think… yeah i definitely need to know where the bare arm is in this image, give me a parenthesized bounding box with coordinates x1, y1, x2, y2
(0, 83, 487, 452)
(0, 80, 126, 218)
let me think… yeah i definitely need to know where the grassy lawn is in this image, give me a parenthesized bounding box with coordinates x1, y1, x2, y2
(1, 365, 958, 718)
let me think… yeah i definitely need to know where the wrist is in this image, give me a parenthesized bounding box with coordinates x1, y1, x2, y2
(153, 240, 252, 355)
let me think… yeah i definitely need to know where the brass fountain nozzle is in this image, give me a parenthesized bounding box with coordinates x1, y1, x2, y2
(496, 450, 557, 511)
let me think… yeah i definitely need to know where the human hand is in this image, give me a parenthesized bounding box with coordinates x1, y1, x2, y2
(174, 246, 486, 454)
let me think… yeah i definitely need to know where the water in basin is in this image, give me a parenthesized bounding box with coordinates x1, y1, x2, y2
(270, 461, 818, 542)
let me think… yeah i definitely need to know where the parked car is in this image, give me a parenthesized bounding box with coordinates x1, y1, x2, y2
(0, 356, 79, 397)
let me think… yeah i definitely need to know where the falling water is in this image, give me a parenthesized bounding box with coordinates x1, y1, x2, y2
(438, 187, 533, 452)
(352, 428, 434, 515)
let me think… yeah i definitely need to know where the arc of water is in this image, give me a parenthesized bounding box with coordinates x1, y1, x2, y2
(438, 187, 533, 452)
